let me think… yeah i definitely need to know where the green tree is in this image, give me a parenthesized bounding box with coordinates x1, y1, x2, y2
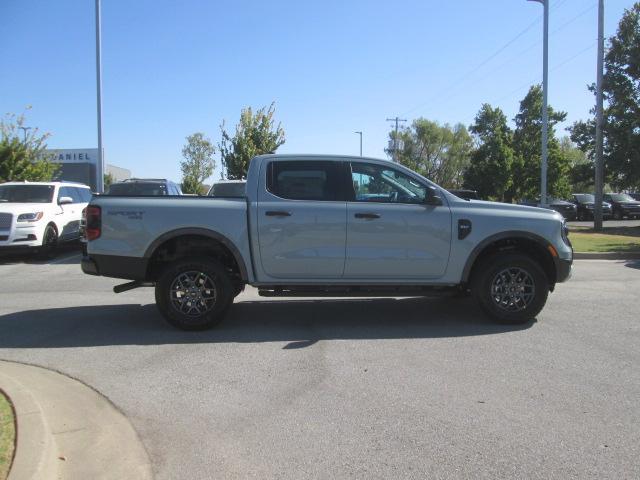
(560, 136, 593, 193)
(463, 104, 515, 202)
(104, 172, 115, 189)
(219, 103, 285, 180)
(511, 85, 571, 200)
(388, 119, 473, 189)
(571, 3, 640, 190)
(0, 111, 59, 183)
(180, 132, 215, 195)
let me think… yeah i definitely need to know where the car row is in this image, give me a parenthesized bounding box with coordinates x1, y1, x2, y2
(0, 181, 91, 253)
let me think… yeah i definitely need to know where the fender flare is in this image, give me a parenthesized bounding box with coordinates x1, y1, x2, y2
(143, 227, 249, 281)
(461, 230, 555, 283)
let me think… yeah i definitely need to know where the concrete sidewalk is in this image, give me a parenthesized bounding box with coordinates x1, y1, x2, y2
(0, 360, 152, 480)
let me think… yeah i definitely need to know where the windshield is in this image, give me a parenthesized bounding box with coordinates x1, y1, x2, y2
(106, 183, 167, 196)
(607, 193, 635, 202)
(0, 185, 54, 203)
(574, 194, 595, 203)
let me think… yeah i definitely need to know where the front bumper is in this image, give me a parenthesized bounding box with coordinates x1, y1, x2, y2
(555, 257, 572, 283)
(0, 224, 44, 248)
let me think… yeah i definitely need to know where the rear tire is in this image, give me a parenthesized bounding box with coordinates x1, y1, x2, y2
(471, 253, 549, 324)
(155, 257, 234, 330)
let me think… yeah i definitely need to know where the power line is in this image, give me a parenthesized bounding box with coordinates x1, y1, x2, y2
(427, 2, 599, 111)
(492, 41, 597, 105)
(401, 0, 579, 117)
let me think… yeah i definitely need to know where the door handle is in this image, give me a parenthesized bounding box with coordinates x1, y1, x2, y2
(354, 213, 380, 219)
(265, 211, 291, 217)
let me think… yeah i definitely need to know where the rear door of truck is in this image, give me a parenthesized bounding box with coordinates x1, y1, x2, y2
(256, 159, 347, 279)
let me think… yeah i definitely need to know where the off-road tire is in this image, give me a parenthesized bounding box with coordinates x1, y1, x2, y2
(471, 253, 549, 324)
(155, 257, 234, 330)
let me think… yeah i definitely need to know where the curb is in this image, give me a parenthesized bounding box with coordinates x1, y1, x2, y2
(574, 252, 640, 260)
(0, 361, 153, 480)
(0, 373, 58, 480)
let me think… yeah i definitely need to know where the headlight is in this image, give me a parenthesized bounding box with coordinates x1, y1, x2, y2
(561, 220, 571, 247)
(17, 212, 44, 222)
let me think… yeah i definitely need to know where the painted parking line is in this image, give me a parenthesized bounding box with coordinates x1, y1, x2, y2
(47, 252, 82, 265)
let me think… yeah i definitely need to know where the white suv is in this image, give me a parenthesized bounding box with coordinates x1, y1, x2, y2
(0, 181, 92, 252)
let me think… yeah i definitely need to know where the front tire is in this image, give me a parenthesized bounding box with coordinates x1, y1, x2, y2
(38, 224, 58, 258)
(613, 209, 623, 220)
(155, 257, 234, 330)
(471, 253, 549, 324)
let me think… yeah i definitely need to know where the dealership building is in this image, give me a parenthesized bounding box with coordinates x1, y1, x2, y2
(45, 148, 131, 191)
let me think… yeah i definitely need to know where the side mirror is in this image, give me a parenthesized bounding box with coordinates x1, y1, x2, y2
(59, 196, 73, 205)
(424, 186, 443, 206)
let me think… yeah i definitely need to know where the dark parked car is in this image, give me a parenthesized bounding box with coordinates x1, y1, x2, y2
(207, 180, 246, 197)
(570, 193, 612, 221)
(105, 178, 183, 196)
(448, 189, 479, 200)
(519, 198, 577, 221)
(603, 193, 640, 220)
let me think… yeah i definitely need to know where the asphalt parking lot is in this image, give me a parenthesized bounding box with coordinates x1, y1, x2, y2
(0, 250, 639, 479)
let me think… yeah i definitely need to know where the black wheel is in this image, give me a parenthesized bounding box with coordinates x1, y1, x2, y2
(471, 253, 549, 324)
(155, 257, 234, 330)
(613, 209, 623, 220)
(578, 210, 586, 221)
(38, 224, 58, 258)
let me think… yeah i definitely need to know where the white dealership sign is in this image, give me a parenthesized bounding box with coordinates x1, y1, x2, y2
(45, 148, 99, 164)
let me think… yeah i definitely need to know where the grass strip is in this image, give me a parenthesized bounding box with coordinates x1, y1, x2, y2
(0, 391, 15, 480)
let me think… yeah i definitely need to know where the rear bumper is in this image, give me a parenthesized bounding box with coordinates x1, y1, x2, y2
(81, 254, 149, 280)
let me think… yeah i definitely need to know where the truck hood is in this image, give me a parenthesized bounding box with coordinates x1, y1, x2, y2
(464, 199, 559, 217)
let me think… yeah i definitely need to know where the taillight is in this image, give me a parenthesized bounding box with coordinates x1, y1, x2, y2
(85, 205, 101, 241)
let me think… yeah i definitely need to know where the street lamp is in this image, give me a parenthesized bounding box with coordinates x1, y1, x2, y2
(354, 131, 363, 156)
(95, 0, 104, 193)
(18, 126, 32, 143)
(528, 0, 549, 206)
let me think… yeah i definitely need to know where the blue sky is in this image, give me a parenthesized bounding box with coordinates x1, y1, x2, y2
(0, 0, 635, 182)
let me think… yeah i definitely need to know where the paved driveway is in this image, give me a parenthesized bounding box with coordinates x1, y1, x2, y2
(0, 255, 638, 479)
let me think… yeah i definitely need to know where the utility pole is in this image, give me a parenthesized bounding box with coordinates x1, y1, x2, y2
(594, 0, 605, 232)
(354, 131, 363, 156)
(18, 126, 31, 143)
(528, 0, 549, 206)
(386, 117, 407, 162)
(95, 0, 104, 193)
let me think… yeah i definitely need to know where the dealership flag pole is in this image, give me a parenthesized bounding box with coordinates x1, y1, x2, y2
(95, 0, 104, 193)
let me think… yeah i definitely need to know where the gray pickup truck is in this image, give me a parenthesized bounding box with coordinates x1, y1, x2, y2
(82, 154, 572, 330)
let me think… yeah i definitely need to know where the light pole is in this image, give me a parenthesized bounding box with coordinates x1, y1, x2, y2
(355, 131, 362, 156)
(528, 0, 549, 206)
(594, 0, 605, 232)
(95, 0, 104, 193)
(18, 126, 31, 143)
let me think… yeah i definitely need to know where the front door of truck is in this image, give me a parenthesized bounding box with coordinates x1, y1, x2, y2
(257, 160, 347, 279)
(344, 162, 452, 279)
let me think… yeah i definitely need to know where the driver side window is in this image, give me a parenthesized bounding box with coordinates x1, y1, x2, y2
(350, 163, 427, 204)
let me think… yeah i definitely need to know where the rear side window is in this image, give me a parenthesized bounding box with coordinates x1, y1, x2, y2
(266, 161, 341, 201)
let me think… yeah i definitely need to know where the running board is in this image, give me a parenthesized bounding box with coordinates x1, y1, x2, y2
(258, 285, 457, 298)
(113, 281, 154, 294)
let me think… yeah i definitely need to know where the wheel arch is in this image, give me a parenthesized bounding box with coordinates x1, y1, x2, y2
(144, 228, 249, 282)
(462, 231, 558, 288)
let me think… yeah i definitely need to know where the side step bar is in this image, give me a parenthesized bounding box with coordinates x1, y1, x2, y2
(113, 281, 154, 294)
(258, 285, 458, 298)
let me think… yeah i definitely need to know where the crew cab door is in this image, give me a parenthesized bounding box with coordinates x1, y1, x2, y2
(257, 160, 347, 279)
(344, 162, 452, 279)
